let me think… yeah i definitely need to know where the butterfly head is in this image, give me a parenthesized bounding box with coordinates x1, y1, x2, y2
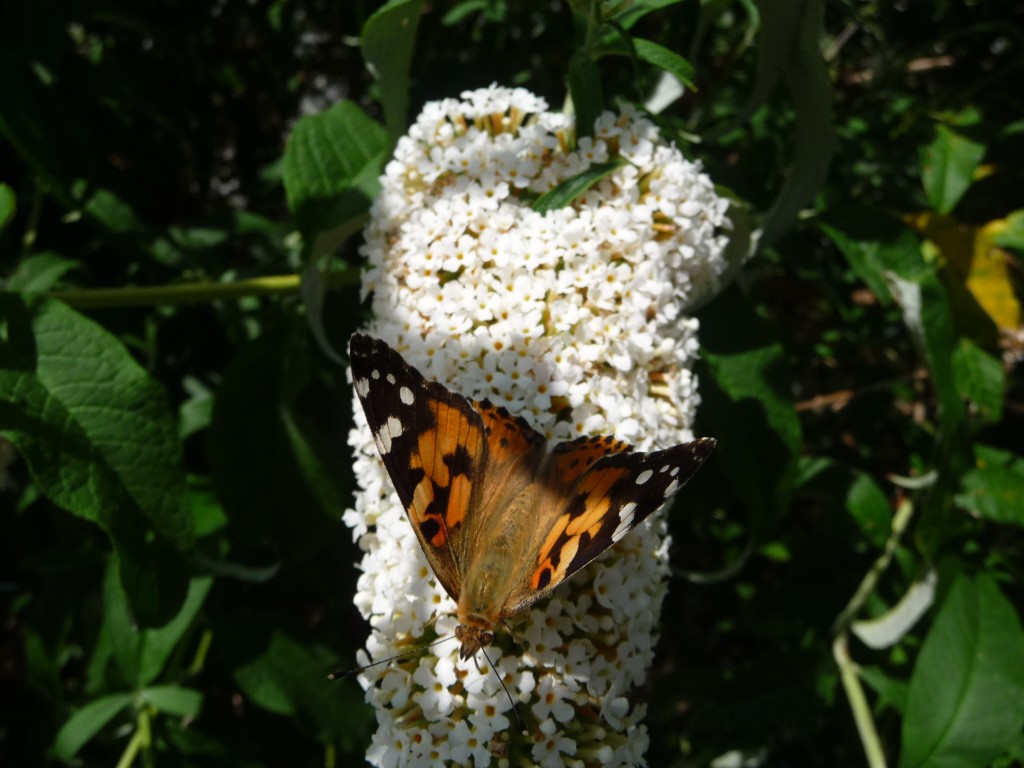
(455, 623, 494, 660)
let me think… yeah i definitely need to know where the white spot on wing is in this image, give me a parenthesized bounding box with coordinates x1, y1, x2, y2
(400, 386, 415, 405)
(670, 466, 680, 477)
(386, 415, 404, 439)
(635, 469, 653, 485)
(664, 478, 680, 498)
(612, 502, 638, 542)
(386, 373, 396, 385)
(659, 464, 670, 473)
(355, 378, 370, 397)
(374, 415, 404, 455)
(371, 369, 381, 380)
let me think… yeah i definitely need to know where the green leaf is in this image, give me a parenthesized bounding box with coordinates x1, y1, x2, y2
(992, 210, 1024, 250)
(78, 186, 143, 233)
(53, 692, 133, 761)
(0, 296, 189, 543)
(103, 560, 213, 687)
(361, 0, 425, 145)
(4, 251, 78, 292)
(951, 337, 1004, 424)
(631, 39, 696, 89)
(697, 286, 802, 530)
(822, 208, 966, 429)
(282, 100, 386, 253)
(532, 159, 626, 213)
(208, 320, 348, 562)
(703, 0, 832, 244)
(441, 0, 487, 25)
(718, 0, 797, 131)
(845, 471, 892, 549)
(920, 124, 987, 215)
(820, 207, 923, 305)
(900, 574, 1024, 768)
(596, 36, 696, 89)
(227, 622, 373, 746)
(178, 376, 214, 440)
(138, 685, 203, 717)
(441, 0, 506, 25)
(884, 266, 964, 427)
(859, 665, 909, 713)
(0, 182, 15, 230)
(608, 0, 685, 30)
(568, 51, 604, 141)
(135, 578, 212, 687)
(188, 474, 227, 538)
(955, 457, 1024, 527)
(0, 295, 191, 625)
(233, 637, 295, 717)
(761, 0, 835, 246)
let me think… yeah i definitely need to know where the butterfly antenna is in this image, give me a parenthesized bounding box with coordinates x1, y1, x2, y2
(479, 645, 527, 735)
(327, 635, 456, 680)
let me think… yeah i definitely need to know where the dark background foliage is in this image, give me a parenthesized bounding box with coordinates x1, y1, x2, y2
(2, 1, 1023, 766)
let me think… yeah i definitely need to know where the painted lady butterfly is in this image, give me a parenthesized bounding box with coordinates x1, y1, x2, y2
(349, 334, 715, 660)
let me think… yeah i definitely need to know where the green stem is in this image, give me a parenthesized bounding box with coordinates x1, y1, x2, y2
(833, 633, 888, 768)
(831, 498, 915, 768)
(41, 274, 304, 309)
(833, 499, 915, 634)
(188, 628, 214, 677)
(115, 706, 152, 768)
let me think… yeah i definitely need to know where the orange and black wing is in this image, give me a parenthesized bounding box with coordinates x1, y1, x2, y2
(504, 436, 716, 615)
(349, 334, 488, 601)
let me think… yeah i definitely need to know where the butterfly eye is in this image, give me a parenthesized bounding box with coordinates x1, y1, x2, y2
(455, 625, 465, 641)
(480, 631, 494, 648)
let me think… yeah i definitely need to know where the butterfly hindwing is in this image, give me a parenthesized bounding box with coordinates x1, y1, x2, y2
(506, 437, 716, 613)
(350, 334, 488, 601)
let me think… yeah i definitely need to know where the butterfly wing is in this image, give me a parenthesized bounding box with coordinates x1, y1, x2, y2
(503, 436, 716, 615)
(350, 334, 489, 601)
(349, 335, 548, 604)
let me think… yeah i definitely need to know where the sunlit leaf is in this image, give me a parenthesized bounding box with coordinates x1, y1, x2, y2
(0, 295, 191, 625)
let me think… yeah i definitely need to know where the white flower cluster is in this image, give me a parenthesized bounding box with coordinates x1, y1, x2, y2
(343, 84, 731, 767)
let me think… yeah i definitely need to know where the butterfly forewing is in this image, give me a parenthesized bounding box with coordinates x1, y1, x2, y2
(349, 335, 487, 600)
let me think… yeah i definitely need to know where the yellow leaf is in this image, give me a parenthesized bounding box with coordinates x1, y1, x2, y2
(907, 212, 1021, 334)
(973, 221, 1021, 332)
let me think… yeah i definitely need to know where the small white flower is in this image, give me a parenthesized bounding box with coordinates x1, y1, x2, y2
(345, 85, 731, 767)
(413, 656, 458, 719)
(532, 718, 578, 767)
(449, 719, 494, 765)
(531, 676, 576, 724)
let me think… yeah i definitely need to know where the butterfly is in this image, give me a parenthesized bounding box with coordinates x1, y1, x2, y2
(349, 334, 715, 661)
